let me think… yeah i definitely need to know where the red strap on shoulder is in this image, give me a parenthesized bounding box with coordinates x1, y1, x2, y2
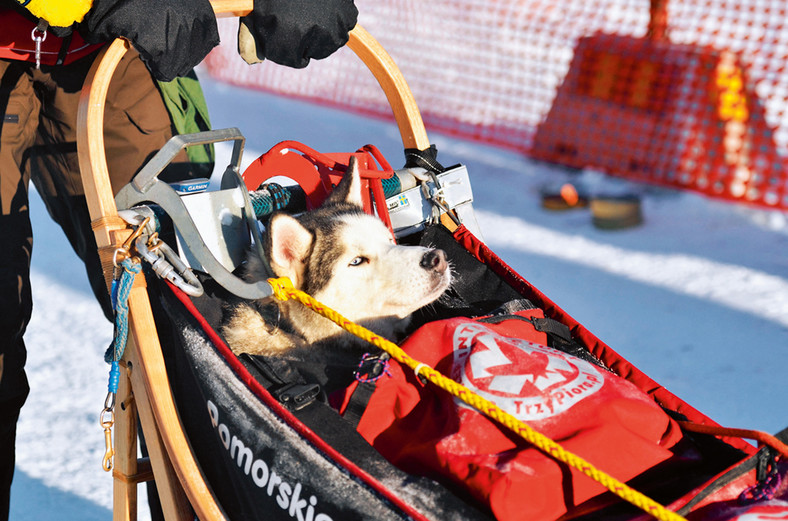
(0, 9, 103, 65)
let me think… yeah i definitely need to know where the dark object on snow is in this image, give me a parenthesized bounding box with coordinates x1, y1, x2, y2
(591, 193, 643, 229)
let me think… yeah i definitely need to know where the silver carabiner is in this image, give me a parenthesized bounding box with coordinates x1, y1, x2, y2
(31, 27, 47, 70)
(420, 170, 461, 226)
(135, 236, 204, 297)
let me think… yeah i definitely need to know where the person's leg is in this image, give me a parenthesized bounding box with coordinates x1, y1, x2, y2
(0, 59, 40, 521)
(30, 49, 189, 521)
(30, 48, 191, 319)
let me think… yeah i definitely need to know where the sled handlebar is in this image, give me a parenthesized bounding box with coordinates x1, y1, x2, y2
(79, 8, 429, 223)
(212, 0, 432, 157)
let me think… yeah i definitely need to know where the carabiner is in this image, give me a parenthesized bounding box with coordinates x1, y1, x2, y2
(100, 405, 115, 472)
(135, 236, 204, 297)
(31, 26, 47, 69)
(112, 216, 152, 267)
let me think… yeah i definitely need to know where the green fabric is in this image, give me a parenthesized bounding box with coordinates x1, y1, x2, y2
(157, 70, 215, 177)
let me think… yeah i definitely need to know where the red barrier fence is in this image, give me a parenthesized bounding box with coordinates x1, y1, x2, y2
(203, 1, 788, 209)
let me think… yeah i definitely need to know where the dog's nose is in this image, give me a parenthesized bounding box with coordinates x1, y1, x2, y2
(421, 249, 447, 272)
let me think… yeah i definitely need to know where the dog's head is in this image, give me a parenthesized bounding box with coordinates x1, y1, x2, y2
(262, 157, 451, 333)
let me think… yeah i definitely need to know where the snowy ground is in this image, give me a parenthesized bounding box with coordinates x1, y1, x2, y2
(9, 74, 788, 520)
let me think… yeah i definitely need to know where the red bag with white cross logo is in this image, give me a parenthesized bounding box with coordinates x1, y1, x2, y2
(333, 308, 686, 521)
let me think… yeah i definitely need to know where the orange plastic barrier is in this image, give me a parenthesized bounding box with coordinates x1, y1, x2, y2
(532, 33, 787, 208)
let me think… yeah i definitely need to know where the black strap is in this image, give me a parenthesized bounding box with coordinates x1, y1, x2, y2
(55, 32, 72, 66)
(478, 313, 573, 345)
(238, 353, 321, 411)
(404, 145, 445, 173)
(530, 316, 572, 343)
(341, 352, 391, 428)
(529, 317, 610, 370)
(342, 382, 376, 428)
(477, 314, 537, 326)
(478, 308, 610, 371)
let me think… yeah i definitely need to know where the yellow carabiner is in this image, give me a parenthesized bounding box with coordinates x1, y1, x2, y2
(100, 407, 115, 472)
(113, 217, 152, 267)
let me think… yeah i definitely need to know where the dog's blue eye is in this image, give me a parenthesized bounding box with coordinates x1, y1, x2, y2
(349, 256, 368, 266)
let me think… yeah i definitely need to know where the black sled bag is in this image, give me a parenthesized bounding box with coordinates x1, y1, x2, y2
(150, 222, 786, 521)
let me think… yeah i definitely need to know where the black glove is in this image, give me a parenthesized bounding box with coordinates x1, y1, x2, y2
(238, 0, 358, 68)
(80, 0, 220, 82)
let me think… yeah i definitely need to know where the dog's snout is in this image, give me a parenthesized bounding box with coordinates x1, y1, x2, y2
(421, 249, 447, 272)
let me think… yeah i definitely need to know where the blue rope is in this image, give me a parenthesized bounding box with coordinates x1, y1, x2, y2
(104, 258, 142, 394)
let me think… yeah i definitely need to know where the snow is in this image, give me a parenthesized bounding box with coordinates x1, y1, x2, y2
(9, 73, 788, 520)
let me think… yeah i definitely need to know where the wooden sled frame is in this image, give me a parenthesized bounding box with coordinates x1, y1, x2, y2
(76, 3, 431, 519)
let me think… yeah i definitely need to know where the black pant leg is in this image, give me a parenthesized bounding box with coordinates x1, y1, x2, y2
(0, 58, 38, 521)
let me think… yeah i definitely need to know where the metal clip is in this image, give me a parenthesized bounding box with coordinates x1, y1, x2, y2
(420, 171, 460, 226)
(31, 27, 47, 70)
(100, 402, 115, 472)
(113, 217, 152, 267)
(135, 235, 204, 296)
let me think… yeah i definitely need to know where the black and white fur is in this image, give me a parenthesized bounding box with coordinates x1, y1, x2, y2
(223, 158, 452, 365)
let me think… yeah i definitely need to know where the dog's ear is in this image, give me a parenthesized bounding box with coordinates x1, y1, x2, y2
(267, 213, 313, 287)
(325, 155, 364, 208)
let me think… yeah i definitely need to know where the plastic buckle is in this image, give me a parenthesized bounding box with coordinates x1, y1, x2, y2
(274, 382, 321, 411)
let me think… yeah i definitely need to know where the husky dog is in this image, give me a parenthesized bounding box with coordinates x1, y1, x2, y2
(222, 158, 452, 366)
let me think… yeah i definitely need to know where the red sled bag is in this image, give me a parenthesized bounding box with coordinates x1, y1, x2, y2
(332, 308, 686, 520)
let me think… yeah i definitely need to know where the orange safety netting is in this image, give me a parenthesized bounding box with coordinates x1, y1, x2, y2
(203, 1, 788, 209)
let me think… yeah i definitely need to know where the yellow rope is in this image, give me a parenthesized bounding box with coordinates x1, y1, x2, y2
(268, 277, 687, 521)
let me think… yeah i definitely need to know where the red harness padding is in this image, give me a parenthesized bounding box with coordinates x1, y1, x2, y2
(0, 9, 103, 65)
(332, 310, 685, 520)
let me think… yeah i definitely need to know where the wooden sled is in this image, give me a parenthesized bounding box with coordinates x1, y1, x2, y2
(76, 2, 433, 519)
(77, 3, 787, 521)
